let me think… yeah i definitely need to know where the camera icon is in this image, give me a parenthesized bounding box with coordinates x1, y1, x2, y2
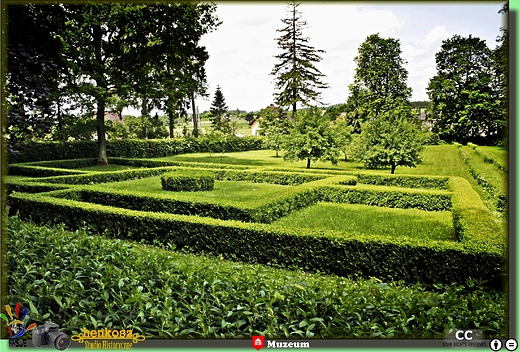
(32, 322, 71, 350)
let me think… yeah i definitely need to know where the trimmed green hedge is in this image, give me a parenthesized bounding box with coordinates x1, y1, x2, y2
(8, 192, 504, 289)
(355, 174, 449, 190)
(8, 164, 90, 177)
(9, 137, 264, 163)
(316, 184, 452, 211)
(213, 170, 335, 186)
(449, 176, 505, 253)
(18, 158, 98, 169)
(25, 167, 176, 185)
(161, 170, 215, 192)
(107, 157, 253, 170)
(6, 181, 72, 195)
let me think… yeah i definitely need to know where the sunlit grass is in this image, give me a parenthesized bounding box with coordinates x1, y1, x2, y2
(273, 203, 455, 242)
(97, 176, 291, 206)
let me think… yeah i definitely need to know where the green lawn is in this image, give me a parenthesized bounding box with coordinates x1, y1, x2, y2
(273, 203, 455, 242)
(98, 176, 291, 206)
(153, 145, 478, 177)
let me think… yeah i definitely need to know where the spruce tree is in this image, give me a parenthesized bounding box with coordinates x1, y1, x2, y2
(209, 85, 230, 133)
(271, 1, 329, 118)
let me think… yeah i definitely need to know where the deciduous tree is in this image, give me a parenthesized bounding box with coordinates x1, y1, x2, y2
(346, 33, 412, 123)
(283, 106, 339, 169)
(259, 105, 291, 157)
(426, 34, 502, 144)
(354, 105, 426, 174)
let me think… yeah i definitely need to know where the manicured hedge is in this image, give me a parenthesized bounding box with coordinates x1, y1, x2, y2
(20, 158, 98, 169)
(459, 148, 507, 212)
(355, 174, 449, 190)
(9, 137, 264, 163)
(449, 176, 505, 254)
(161, 170, 215, 192)
(213, 169, 335, 186)
(8, 164, 90, 177)
(6, 181, 72, 195)
(315, 183, 452, 211)
(107, 157, 253, 170)
(25, 167, 176, 185)
(8, 191, 504, 289)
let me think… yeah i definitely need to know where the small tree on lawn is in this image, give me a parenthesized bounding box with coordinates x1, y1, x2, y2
(210, 85, 230, 134)
(283, 106, 339, 169)
(259, 105, 292, 157)
(354, 105, 426, 174)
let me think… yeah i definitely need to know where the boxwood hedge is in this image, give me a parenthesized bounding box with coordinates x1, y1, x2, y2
(161, 170, 215, 192)
(9, 137, 264, 163)
(8, 191, 504, 289)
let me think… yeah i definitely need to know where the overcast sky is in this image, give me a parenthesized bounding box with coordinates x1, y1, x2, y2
(186, 1, 505, 114)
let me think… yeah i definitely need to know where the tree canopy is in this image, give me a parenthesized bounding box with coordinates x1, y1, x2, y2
(271, 1, 328, 118)
(354, 105, 426, 174)
(259, 104, 291, 157)
(346, 33, 412, 124)
(5, 3, 220, 163)
(426, 34, 503, 144)
(283, 106, 339, 169)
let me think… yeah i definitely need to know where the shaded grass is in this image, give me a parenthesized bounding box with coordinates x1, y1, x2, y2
(273, 203, 455, 242)
(96, 176, 290, 206)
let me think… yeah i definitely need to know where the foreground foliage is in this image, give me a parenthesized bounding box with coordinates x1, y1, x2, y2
(7, 217, 506, 339)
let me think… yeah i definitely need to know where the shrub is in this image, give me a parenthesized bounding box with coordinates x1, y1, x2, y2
(161, 170, 215, 192)
(355, 174, 449, 190)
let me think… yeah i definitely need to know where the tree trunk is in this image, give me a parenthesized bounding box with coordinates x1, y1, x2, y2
(141, 97, 149, 139)
(191, 93, 199, 137)
(96, 99, 108, 165)
(307, 158, 311, 169)
(168, 111, 175, 138)
(391, 162, 396, 174)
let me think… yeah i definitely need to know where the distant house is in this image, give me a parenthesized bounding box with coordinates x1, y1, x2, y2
(417, 108, 433, 129)
(249, 104, 291, 136)
(104, 111, 124, 123)
(92, 110, 124, 123)
(249, 115, 262, 136)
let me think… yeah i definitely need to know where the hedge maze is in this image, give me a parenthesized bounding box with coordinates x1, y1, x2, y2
(7, 156, 506, 290)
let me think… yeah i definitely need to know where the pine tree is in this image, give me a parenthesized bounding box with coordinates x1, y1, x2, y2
(209, 85, 230, 134)
(271, 1, 329, 118)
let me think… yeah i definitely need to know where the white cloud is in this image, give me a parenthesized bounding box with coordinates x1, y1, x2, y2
(415, 25, 452, 47)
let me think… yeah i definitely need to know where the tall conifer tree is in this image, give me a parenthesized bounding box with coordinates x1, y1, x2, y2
(209, 85, 230, 133)
(271, 1, 328, 118)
